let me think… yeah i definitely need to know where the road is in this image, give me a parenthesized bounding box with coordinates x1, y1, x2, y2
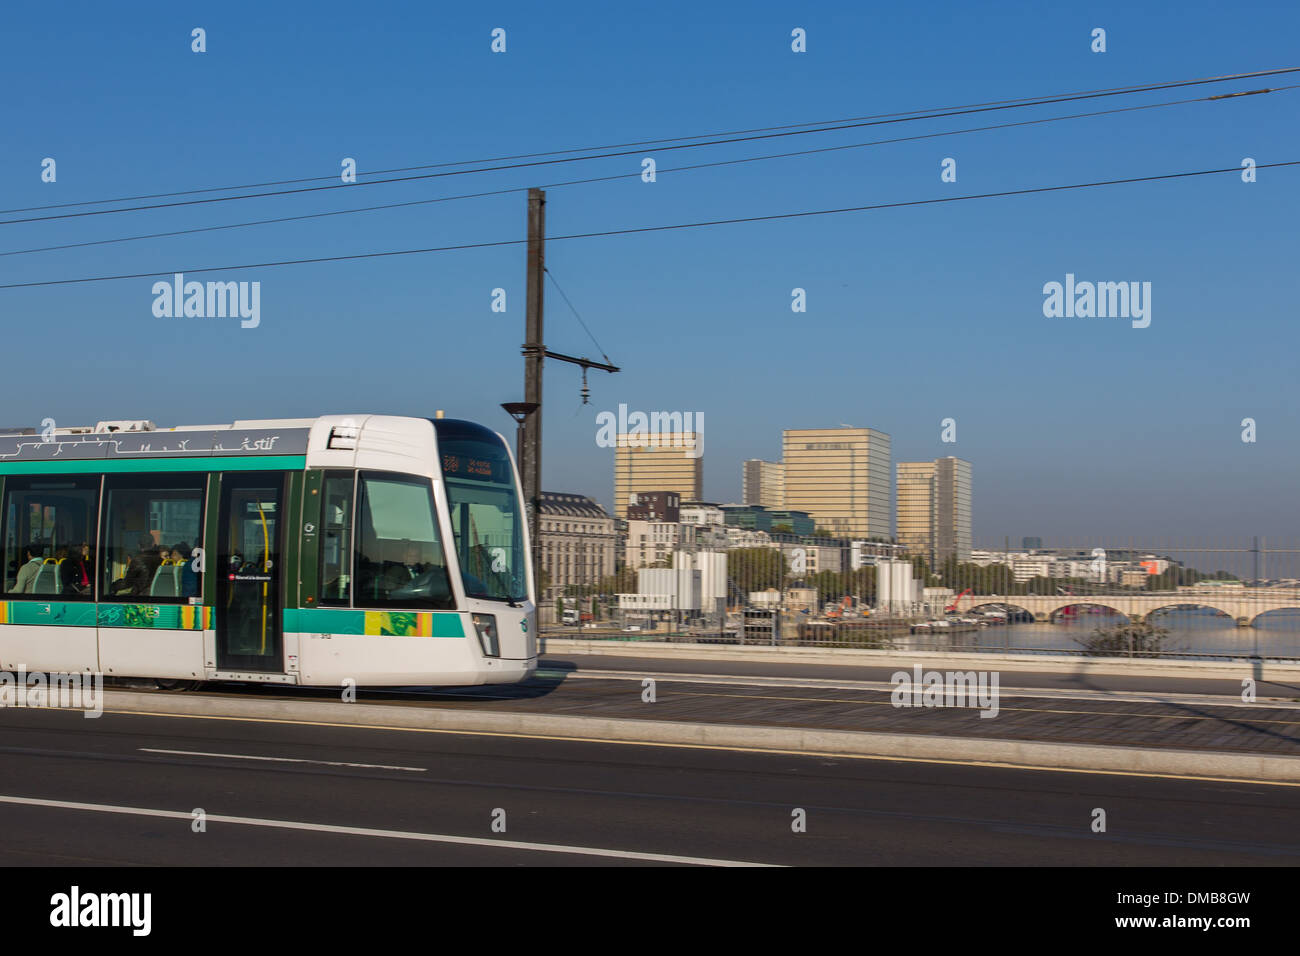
(1, 706, 1298, 866)
(92, 652, 1300, 756)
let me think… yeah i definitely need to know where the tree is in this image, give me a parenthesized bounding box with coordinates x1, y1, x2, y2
(845, 566, 876, 603)
(771, 523, 794, 535)
(597, 568, 637, 595)
(1145, 565, 1239, 590)
(1075, 620, 1175, 658)
(808, 570, 843, 597)
(727, 547, 787, 592)
(1023, 575, 1066, 595)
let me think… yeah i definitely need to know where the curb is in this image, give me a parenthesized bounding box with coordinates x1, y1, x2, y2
(540, 638, 1300, 681)
(101, 690, 1300, 784)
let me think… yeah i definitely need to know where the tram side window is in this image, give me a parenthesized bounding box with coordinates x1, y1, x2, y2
(354, 473, 455, 610)
(1, 477, 99, 600)
(100, 475, 206, 602)
(319, 473, 353, 606)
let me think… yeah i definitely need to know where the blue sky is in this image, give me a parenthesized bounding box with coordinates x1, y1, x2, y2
(1, 0, 1297, 542)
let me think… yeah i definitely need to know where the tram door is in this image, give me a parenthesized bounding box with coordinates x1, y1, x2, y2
(216, 474, 285, 672)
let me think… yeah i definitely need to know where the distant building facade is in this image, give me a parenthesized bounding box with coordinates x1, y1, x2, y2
(538, 492, 617, 598)
(934, 457, 972, 564)
(742, 459, 785, 508)
(614, 433, 702, 520)
(896, 457, 972, 566)
(721, 503, 772, 532)
(768, 510, 815, 536)
(896, 461, 937, 559)
(626, 491, 681, 522)
(781, 426, 891, 538)
(624, 520, 682, 570)
(679, 501, 725, 527)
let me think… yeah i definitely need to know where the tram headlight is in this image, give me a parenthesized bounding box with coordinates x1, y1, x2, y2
(472, 613, 500, 658)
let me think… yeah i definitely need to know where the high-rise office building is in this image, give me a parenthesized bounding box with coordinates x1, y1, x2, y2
(934, 457, 973, 563)
(895, 457, 972, 565)
(613, 433, 702, 520)
(781, 427, 891, 538)
(742, 459, 785, 508)
(896, 461, 937, 559)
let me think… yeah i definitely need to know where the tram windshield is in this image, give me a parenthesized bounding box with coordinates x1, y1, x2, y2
(434, 420, 528, 604)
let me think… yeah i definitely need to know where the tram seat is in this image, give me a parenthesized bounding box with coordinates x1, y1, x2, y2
(31, 559, 64, 594)
(150, 562, 181, 597)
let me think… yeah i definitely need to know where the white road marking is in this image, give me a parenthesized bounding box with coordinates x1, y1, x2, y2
(140, 748, 425, 772)
(0, 794, 778, 866)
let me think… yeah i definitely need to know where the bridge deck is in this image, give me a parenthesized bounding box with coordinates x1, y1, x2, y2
(173, 661, 1300, 758)
(962, 590, 1300, 624)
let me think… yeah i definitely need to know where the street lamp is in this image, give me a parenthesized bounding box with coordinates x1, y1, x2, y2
(501, 402, 540, 464)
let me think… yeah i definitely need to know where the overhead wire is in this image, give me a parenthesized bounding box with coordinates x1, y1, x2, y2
(4, 65, 1294, 215)
(3, 84, 1293, 258)
(545, 268, 613, 366)
(3, 68, 1296, 226)
(2, 160, 1294, 291)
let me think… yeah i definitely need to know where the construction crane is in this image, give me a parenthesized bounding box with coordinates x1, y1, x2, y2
(945, 588, 972, 613)
(826, 596, 853, 619)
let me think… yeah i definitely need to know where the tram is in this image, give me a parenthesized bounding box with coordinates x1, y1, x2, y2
(0, 414, 536, 688)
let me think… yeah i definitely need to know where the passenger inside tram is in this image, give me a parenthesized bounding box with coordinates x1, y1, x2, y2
(173, 541, 199, 596)
(13, 544, 45, 593)
(111, 534, 162, 596)
(62, 542, 92, 595)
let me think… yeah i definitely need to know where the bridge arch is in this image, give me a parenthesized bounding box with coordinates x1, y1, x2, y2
(968, 601, 1035, 622)
(1247, 606, 1300, 628)
(1047, 602, 1127, 624)
(1145, 603, 1236, 622)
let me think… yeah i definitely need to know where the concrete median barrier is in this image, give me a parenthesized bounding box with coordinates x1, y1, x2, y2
(540, 638, 1300, 682)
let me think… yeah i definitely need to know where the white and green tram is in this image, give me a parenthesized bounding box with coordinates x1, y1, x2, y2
(0, 415, 536, 688)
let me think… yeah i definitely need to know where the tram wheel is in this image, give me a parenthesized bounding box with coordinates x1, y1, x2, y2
(154, 679, 203, 692)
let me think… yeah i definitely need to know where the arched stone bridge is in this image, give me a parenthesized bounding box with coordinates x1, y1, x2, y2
(960, 590, 1300, 627)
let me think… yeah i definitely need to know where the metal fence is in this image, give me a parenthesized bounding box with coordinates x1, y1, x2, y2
(540, 536, 1300, 661)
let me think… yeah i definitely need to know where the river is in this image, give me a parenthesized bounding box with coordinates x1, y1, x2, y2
(898, 607, 1300, 660)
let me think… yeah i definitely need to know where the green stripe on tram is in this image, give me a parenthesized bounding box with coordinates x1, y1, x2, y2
(0, 602, 208, 629)
(0, 603, 466, 636)
(1, 602, 98, 627)
(284, 608, 466, 638)
(0, 455, 307, 475)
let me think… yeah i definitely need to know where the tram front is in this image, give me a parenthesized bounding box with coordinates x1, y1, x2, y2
(433, 418, 537, 682)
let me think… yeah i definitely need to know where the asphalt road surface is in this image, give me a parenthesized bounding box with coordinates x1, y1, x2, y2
(1, 706, 1298, 866)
